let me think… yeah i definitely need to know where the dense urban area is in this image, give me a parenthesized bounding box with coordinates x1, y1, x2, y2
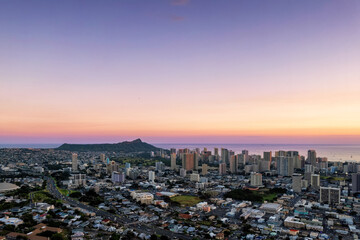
(0, 140, 359, 240)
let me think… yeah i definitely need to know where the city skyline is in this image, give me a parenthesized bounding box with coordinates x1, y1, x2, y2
(1, 0, 360, 144)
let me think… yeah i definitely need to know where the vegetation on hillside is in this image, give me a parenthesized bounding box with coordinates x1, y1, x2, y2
(56, 138, 160, 153)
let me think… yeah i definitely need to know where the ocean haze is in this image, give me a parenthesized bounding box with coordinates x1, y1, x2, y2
(155, 143, 360, 162)
(1, 143, 359, 162)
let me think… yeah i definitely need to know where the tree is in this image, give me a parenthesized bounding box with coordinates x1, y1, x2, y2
(150, 234, 158, 240)
(3, 224, 15, 232)
(15, 236, 28, 240)
(242, 224, 252, 234)
(109, 233, 120, 240)
(42, 180, 47, 189)
(50, 233, 66, 240)
(69, 191, 82, 198)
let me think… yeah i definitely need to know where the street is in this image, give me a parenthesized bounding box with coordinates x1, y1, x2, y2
(46, 177, 192, 240)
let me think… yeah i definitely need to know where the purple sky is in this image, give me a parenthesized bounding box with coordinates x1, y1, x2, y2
(1, 0, 360, 144)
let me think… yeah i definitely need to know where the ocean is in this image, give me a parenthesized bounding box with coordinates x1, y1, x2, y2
(0, 144, 61, 149)
(154, 144, 360, 162)
(1, 143, 359, 162)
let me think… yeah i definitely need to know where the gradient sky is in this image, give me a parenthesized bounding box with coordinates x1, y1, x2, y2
(1, 0, 360, 144)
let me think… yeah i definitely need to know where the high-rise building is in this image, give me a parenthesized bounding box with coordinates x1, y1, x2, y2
(317, 157, 328, 170)
(170, 148, 176, 154)
(202, 164, 208, 175)
(112, 171, 125, 183)
(263, 151, 272, 162)
(125, 162, 131, 170)
(236, 154, 245, 165)
(194, 153, 199, 170)
(72, 153, 78, 172)
(242, 150, 249, 164)
(276, 157, 294, 176)
(300, 156, 306, 169)
(70, 173, 86, 186)
(260, 151, 271, 172)
(100, 153, 106, 163)
(320, 187, 340, 204)
(308, 150, 317, 167)
(286, 151, 299, 157)
(129, 169, 139, 180)
(311, 174, 320, 190)
(201, 151, 212, 162)
(244, 164, 253, 173)
(107, 161, 119, 174)
(293, 156, 302, 169)
(275, 150, 286, 157)
(292, 174, 303, 193)
(156, 161, 165, 172)
(258, 160, 268, 172)
(219, 163, 226, 175)
(214, 148, 219, 157)
(171, 153, 177, 170)
(229, 156, 238, 173)
(182, 153, 195, 171)
(304, 164, 314, 182)
(250, 172, 262, 186)
(352, 173, 360, 194)
(149, 171, 155, 182)
(221, 148, 229, 164)
(229, 150, 235, 160)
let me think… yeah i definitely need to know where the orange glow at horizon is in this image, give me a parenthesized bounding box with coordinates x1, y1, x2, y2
(1, 0, 360, 144)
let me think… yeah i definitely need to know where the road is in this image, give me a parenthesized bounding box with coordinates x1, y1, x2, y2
(46, 177, 192, 240)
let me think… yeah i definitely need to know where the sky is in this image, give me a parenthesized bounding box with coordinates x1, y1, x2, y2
(1, 0, 360, 144)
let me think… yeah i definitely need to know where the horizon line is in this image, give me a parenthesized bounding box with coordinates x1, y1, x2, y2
(1, 142, 360, 146)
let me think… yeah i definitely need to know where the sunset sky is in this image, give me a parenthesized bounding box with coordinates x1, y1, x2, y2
(1, 0, 360, 144)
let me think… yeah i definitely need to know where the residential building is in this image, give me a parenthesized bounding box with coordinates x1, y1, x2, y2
(229, 156, 238, 173)
(111, 171, 125, 183)
(276, 157, 294, 176)
(219, 163, 226, 175)
(202, 164, 208, 175)
(250, 172, 262, 186)
(182, 153, 196, 171)
(320, 187, 340, 204)
(149, 171, 155, 182)
(308, 150, 317, 167)
(72, 153, 78, 172)
(292, 174, 302, 193)
(171, 153, 177, 170)
(221, 148, 229, 164)
(352, 173, 360, 194)
(190, 173, 200, 182)
(311, 174, 320, 190)
(180, 168, 187, 177)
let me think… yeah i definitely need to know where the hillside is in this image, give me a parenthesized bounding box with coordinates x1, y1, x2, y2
(56, 139, 160, 153)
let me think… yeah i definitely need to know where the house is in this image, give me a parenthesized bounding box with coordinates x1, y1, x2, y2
(71, 231, 84, 240)
(0, 216, 23, 226)
(215, 232, 224, 240)
(6, 223, 62, 240)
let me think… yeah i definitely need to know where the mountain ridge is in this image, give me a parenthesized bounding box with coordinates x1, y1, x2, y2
(56, 138, 161, 152)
